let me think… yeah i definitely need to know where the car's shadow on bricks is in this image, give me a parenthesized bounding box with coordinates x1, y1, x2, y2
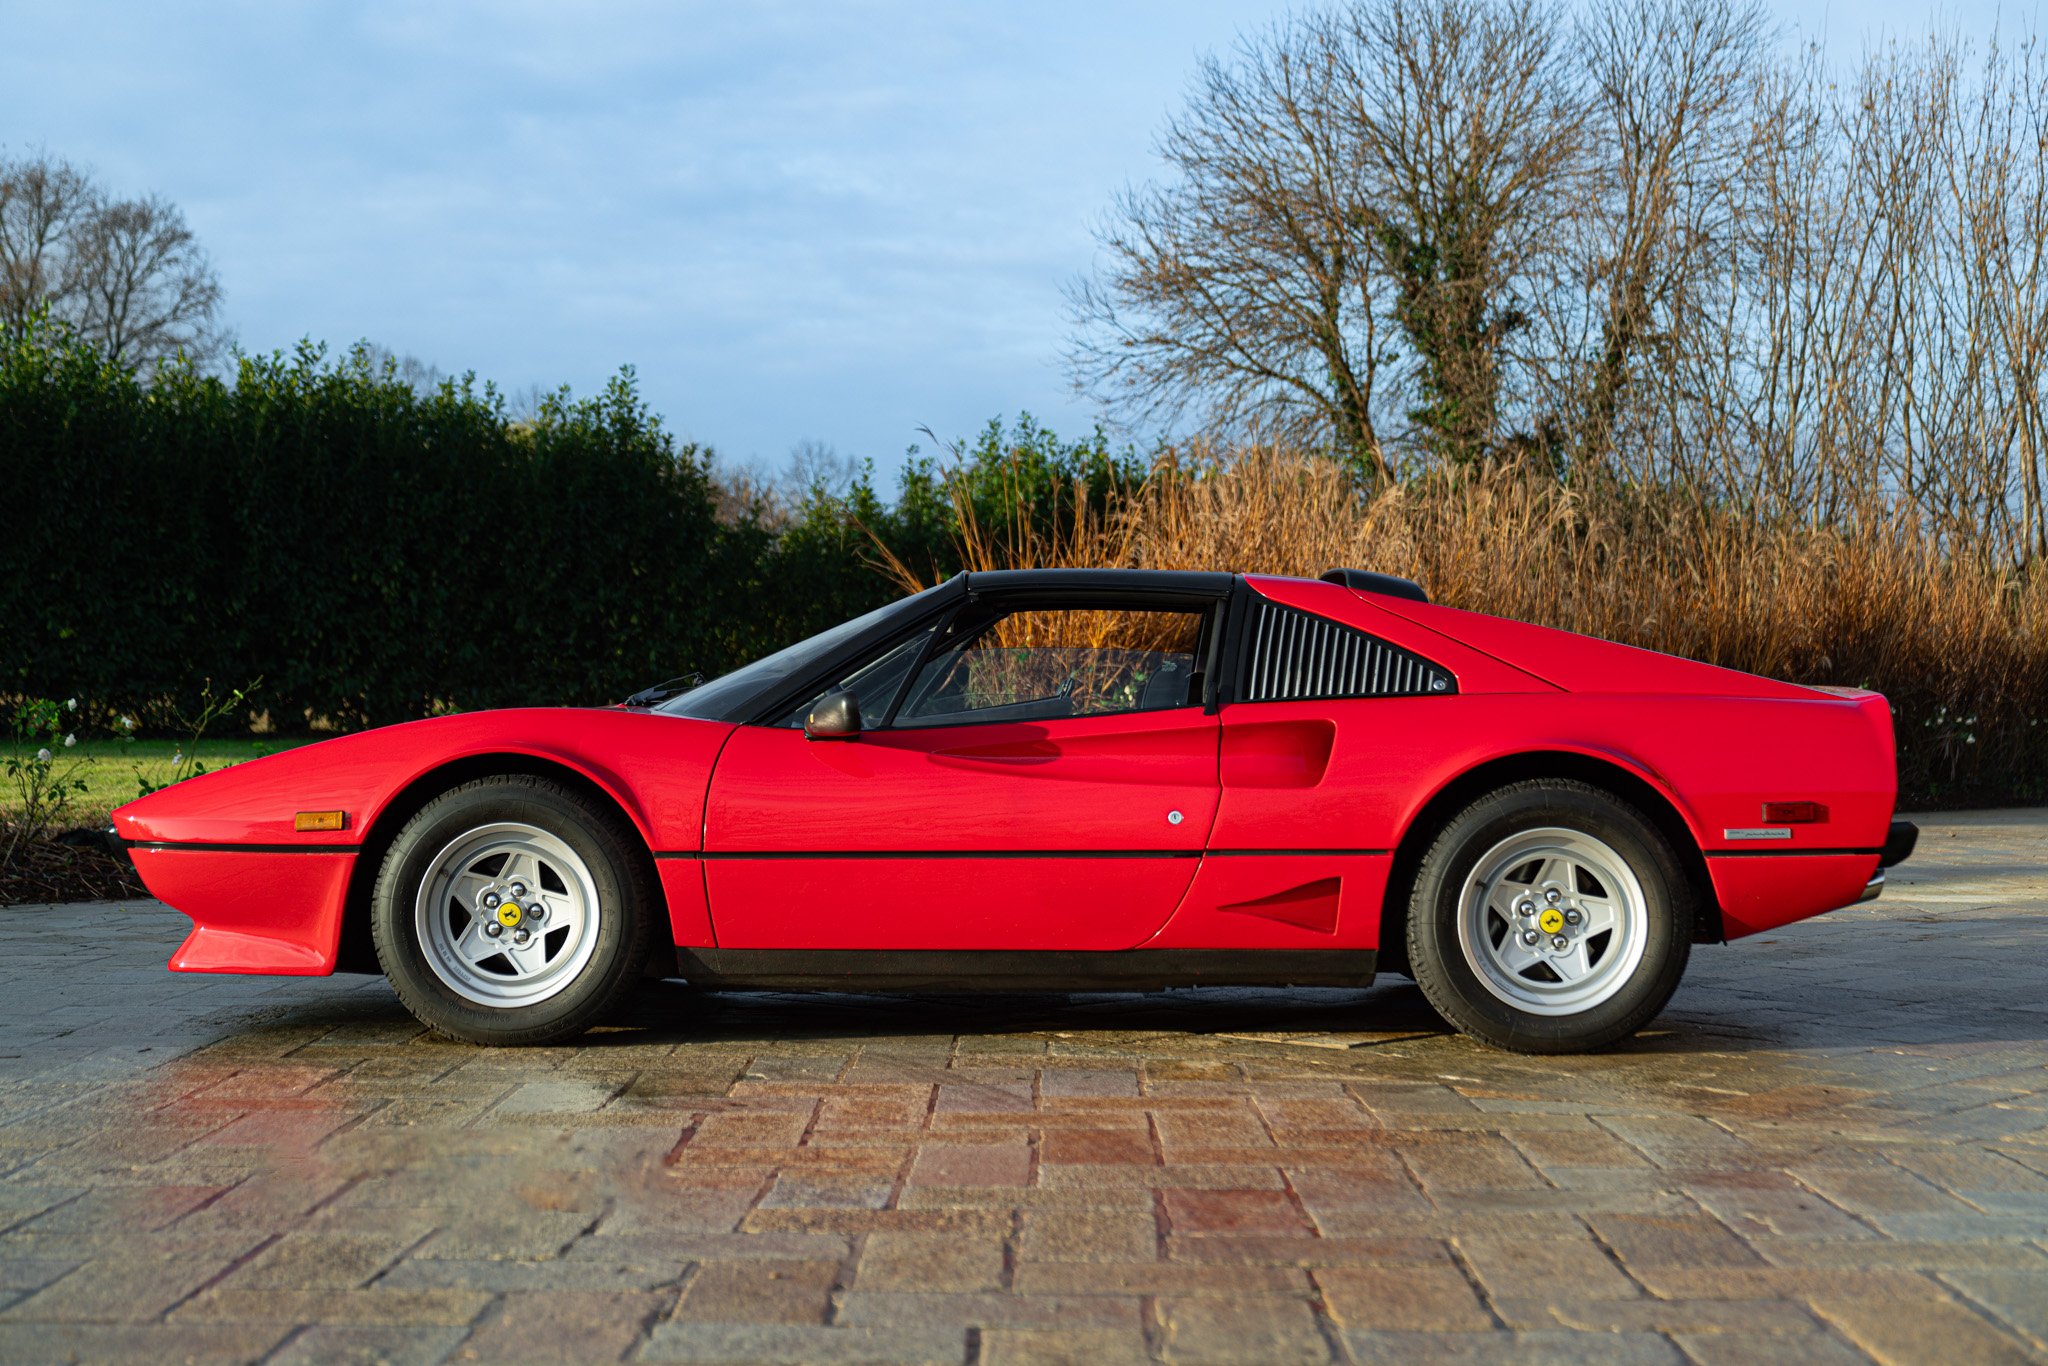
(649, 979, 1456, 1045)
(195, 904, 2048, 1060)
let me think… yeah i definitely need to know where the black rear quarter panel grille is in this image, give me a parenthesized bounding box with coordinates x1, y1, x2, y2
(1238, 598, 1454, 702)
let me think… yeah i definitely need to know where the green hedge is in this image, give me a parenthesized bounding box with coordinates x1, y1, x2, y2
(1, 328, 1143, 729)
(6, 335, 744, 724)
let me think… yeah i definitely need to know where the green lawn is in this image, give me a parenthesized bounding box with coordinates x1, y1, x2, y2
(3, 737, 327, 823)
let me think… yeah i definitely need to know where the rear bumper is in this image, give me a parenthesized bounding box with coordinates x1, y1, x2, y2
(1852, 820, 1918, 906)
(1708, 850, 1884, 938)
(1709, 818, 1918, 935)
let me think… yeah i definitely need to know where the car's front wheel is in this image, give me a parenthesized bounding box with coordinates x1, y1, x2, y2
(1406, 780, 1694, 1053)
(371, 775, 655, 1045)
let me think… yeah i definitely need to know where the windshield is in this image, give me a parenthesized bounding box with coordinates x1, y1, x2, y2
(655, 583, 949, 722)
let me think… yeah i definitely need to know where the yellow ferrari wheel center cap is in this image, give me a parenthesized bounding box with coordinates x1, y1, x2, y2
(496, 903, 524, 929)
(1538, 907, 1565, 935)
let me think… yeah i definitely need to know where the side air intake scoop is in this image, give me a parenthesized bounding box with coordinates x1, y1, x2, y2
(1319, 568, 1429, 603)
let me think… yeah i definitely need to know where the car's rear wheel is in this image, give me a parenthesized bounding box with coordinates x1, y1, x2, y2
(371, 775, 655, 1045)
(1406, 779, 1693, 1053)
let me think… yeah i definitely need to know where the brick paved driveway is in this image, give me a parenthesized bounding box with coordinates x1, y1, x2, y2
(0, 812, 2045, 1363)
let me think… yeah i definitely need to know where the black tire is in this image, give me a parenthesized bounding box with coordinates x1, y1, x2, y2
(371, 775, 656, 1045)
(1405, 780, 1693, 1053)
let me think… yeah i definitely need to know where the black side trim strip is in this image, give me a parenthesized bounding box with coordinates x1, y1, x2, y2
(129, 841, 362, 855)
(1209, 848, 1391, 858)
(701, 849, 1202, 861)
(674, 947, 1377, 992)
(657, 847, 1392, 861)
(1704, 847, 1883, 859)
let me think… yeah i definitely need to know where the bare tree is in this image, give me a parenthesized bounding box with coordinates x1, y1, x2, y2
(782, 438, 861, 502)
(0, 154, 93, 334)
(0, 152, 226, 372)
(66, 194, 225, 369)
(1067, 18, 1398, 480)
(1659, 30, 2048, 558)
(1530, 0, 1769, 473)
(1068, 0, 1581, 476)
(1326, 0, 1583, 466)
(356, 342, 447, 395)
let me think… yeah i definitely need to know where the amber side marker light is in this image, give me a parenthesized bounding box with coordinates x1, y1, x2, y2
(1761, 802, 1827, 825)
(294, 810, 349, 833)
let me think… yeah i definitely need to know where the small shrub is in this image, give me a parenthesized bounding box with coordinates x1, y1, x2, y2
(131, 678, 260, 799)
(2, 697, 87, 868)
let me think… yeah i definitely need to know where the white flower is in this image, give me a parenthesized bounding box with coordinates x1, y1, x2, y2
(118, 715, 135, 732)
(62, 733, 76, 748)
(65, 698, 77, 712)
(34, 748, 52, 763)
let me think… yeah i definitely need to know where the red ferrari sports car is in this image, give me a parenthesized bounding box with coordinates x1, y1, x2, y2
(113, 568, 1916, 1053)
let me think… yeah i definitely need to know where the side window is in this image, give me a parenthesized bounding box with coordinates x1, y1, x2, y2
(1237, 598, 1454, 702)
(780, 627, 935, 728)
(894, 604, 1207, 728)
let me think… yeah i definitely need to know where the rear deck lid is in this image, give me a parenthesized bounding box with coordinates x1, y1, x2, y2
(1361, 596, 1826, 700)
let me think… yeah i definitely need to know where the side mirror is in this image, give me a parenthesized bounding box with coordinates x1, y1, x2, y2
(804, 690, 862, 740)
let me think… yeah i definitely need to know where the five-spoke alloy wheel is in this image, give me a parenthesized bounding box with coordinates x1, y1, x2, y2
(1457, 827, 1649, 1016)
(414, 822, 604, 1008)
(373, 776, 654, 1045)
(1407, 780, 1693, 1053)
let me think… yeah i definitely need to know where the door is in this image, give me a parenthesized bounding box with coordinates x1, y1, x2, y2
(702, 597, 1221, 950)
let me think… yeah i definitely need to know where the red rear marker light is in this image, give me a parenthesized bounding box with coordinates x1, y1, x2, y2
(1761, 801, 1826, 825)
(294, 810, 349, 832)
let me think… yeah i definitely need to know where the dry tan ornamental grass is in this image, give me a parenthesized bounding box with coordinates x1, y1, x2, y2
(883, 447, 2048, 806)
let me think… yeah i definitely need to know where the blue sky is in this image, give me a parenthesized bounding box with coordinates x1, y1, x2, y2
(1, 1, 2031, 477)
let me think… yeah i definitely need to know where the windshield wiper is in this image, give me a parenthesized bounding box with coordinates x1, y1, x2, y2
(621, 673, 704, 708)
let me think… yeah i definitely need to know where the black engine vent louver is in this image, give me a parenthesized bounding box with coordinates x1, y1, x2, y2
(1238, 599, 1455, 702)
